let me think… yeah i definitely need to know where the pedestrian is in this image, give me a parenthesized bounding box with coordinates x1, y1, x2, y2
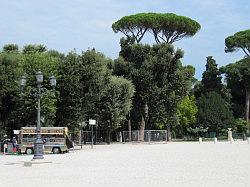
(12, 137, 17, 153)
(4, 143, 8, 154)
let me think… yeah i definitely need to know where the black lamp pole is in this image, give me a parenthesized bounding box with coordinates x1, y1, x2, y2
(34, 71, 44, 159)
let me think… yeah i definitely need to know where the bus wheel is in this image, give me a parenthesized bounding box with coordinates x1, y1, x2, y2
(26, 148, 33, 155)
(52, 147, 61, 154)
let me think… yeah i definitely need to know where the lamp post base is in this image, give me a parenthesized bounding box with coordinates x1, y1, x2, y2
(33, 155, 44, 159)
(33, 136, 44, 159)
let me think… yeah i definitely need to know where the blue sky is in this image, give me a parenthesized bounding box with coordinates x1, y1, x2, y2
(0, 0, 249, 79)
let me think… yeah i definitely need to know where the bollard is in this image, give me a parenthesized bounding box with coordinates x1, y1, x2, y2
(230, 138, 234, 144)
(228, 128, 233, 144)
(214, 137, 217, 144)
(199, 137, 202, 144)
(247, 138, 250, 144)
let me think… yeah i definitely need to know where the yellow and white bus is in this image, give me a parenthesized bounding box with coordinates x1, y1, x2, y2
(17, 127, 73, 154)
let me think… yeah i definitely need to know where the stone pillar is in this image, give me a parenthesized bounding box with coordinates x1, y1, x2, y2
(199, 137, 202, 144)
(119, 132, 122, 143)
(228, 128, 233, 143)
(214, 137, 217, 144)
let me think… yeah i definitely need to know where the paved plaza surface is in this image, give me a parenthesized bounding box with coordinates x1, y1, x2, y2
(0, 141, 250, 187)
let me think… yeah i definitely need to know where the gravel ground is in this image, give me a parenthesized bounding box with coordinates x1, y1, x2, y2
(0, 141, 250, 187)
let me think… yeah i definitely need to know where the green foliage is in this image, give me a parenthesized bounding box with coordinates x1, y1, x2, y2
(221, 57, 250, 121)
(98, 76, 134, 129)
(56, 49, 112, 129)
(225, 29, 250, 56)
(113, 41, 195, 133)
(112, 13, 201, 44)
(234, 118, 249, 133)
(0, 53, 22, 137)
(0, 49, 60, 138)
(176, 95, 198, 136)
(201, 56, 223, 93)
(221, 58, 250, 90)
(15, 52, 60, 127)
(3, 44, 19, 53)
(22, 44, 47, 54)
(47, 50, 65, 59)
(148, 45, 194, 128)
(194, 56, 231, 105)
(196, 92, 234, 134)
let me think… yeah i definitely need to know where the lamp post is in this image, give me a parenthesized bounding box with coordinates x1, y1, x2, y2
(19, 71, 56, 159)
(144, 102, 148, 124)
(89, 119, 96, 149)
(144, 102, 149, 142)
(128, 112, 131, 142)
(79, 121, 86, 149)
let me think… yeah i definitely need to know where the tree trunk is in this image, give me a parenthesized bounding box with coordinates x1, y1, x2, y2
(166, 124, 172, 141)
(245, 89, 250, 123)
(139, 116, 145, 141)
(128, 118, 131, 142)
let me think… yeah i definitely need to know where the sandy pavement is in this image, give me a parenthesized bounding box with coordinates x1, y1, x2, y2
(0, 141, 250, 187)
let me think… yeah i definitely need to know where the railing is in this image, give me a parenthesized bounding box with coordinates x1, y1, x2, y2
(123, 130, 167, 142)
(172, 132, 248, 141)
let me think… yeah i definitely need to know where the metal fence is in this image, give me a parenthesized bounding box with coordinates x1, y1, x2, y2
(69, 131, 95, 145)
(123, 130, 167, 142)
(70, 130, 246, 144)
(172, 132, 248, 141)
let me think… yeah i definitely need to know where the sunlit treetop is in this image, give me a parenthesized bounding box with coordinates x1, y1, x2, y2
(112, 13, 201, 44)
(225, 29, 250, 57)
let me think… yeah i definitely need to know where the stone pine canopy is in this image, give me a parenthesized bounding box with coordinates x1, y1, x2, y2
(225, 29, 250, 56)
(112, 13, 201, 44)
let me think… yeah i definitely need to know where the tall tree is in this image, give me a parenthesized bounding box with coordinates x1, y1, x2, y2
(98, 76, 134, 144)
(196, 92, 234, 135)
(112, 41, 195, 141)
(201, 56, 223, 93)
(224, 29, 250, 123)
(221, 58, 250, 123)
(194, 56, 229, 101)
(112, 13, 201, 44)
(56, 49, 112, 130)
(0, 53, 21, 138)
(56, 49, 135, 143)
(225, 29, 250, 57)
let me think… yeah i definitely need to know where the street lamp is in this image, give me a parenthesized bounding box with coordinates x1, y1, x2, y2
(128, 112, 131, 142)
(20, 71, 56, 159)
(144, 102, 149, 141)
(19, 75, 27, 93)
(49, 76, 56, 90)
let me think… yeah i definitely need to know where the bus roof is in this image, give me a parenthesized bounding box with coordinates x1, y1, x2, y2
(20, 127, 68, 135)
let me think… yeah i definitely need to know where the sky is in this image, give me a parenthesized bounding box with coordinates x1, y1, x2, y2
(0, 0, 249, 79)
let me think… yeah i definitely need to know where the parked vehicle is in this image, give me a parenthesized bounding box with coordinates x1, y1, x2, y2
(16, 127, 73, 154)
